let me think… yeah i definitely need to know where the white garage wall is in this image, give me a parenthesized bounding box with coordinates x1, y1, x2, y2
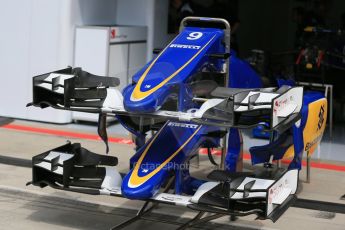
(0, 0, 33, 119)
(0, 0, 172, 122)
(116, 0, 172, 61)
(116, 0, 155, 60)
(0, 0, 118, 122)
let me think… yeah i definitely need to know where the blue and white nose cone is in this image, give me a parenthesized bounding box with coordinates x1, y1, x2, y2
(121, 166, 167, 199)
(122, 27, 224, 113)
(122, 81, 169, 113)
(121, 121, 204, 199)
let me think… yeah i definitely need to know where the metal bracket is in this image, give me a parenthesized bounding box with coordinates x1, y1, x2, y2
(176, 212, 225, 230)
(306, 153, 311, 183)
(110, 176, 175, 229)
(110, 200, 158, 230)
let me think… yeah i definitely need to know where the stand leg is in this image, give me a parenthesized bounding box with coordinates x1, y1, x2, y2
(111, 215, 141, 230)
(220, 136, 227, 170)
(111, 201, 153, 230)
(306, 153, 311, 183)
(194, 213, 224, 225)
(330, 85, 333, 139)
(195, 153, 200, 168)
(236, 130, 243, 172)
(177, 212, 224, 230)
(176, 212, 205, 230)
(110, 176, 175, 230)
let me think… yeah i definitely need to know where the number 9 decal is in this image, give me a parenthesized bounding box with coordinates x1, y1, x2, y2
(187, 32, 203, 40)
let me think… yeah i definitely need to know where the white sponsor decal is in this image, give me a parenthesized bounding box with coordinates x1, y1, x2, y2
(187, 32, 203, 40)
(168, 122, 199, 129)
(169, 44, 201, 50)
(273, 96, 293, 115)
(268, 179, 288, 204)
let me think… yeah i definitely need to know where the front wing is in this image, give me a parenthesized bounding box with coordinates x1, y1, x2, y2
(28, 67, 303, 132)
(29, 142, 298, 222)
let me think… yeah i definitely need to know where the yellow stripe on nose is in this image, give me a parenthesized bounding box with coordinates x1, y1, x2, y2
(131, 35, 216, 101)
(128, 125, 202, 188)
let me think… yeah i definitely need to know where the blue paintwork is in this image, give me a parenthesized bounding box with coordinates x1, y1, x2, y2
(277, 78, 296, 87)
(252, 123, 271, 139)
(249, 132, 293, 165)
(229, 50, 263, 88)
(118, 25, 274, 199)
(289, 123, 304, 170)
(225, 128, 242, 172)
(121, 121, 220, 199)
(122, 27, 224, 113)
(118, 24, 316, 200)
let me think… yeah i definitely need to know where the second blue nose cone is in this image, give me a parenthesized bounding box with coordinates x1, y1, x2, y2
(121, 168, 168, 200)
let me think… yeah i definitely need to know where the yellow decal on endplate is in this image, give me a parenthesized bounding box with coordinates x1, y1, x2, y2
(283, 98, 327, 159)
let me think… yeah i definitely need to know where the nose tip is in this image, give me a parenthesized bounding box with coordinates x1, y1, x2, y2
(122, 85, 166, 113)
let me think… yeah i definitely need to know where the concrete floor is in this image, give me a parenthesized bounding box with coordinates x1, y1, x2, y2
(0, 120, 345, 229)
(0, 185, 211, 230)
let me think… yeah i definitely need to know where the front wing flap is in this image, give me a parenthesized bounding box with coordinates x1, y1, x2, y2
(28, 68, 303, 131)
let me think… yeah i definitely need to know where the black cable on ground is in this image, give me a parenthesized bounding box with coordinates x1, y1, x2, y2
(293, 198, 345, 214)
(0, 155, 31, 168)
